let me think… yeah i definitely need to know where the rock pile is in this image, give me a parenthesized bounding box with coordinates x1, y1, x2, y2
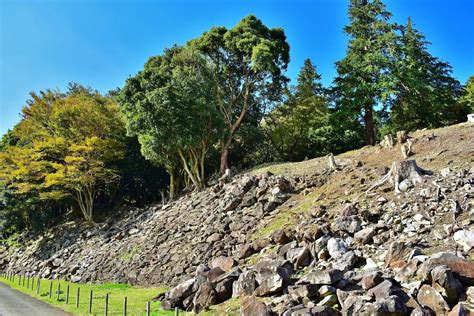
(1, 123, 473, 315)
(158, 165, 473, 315)
(1, 172, 295, 286)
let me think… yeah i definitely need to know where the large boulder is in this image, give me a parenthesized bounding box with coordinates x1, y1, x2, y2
(418, 252, 474, 286)
(253, 260, 294, 296)
(417, 284, 450, 315)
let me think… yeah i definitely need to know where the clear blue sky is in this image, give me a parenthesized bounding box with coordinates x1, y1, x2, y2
(1, 0, 473, 136)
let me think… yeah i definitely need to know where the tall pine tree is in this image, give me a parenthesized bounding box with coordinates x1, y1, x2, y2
(333, 0, 397, 145)
(388, 17, 465, 132)
(264, 59, 330, 161)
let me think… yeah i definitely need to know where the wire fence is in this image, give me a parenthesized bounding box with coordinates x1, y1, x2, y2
(0, 272, 180, 316)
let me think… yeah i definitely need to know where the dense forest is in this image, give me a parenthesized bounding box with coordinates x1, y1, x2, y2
(1, 0, 473, 237)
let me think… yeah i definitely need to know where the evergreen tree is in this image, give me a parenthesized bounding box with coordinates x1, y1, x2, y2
(264, 59, 330, 161)
(458, 75, 474, 114)
(387, 17, 465, 132)
(333, 0, 397, 145)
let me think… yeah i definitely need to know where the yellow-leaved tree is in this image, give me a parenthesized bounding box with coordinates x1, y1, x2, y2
(0, 85, 125, 226)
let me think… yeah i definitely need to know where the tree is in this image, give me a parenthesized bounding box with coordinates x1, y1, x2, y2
(191, 15, 290, 173)
(119, 46, 223, 196)
(0, 86, 126, 225)
(333, 0, 397, 145)
(386, 17, 465, 132)
(459, 75, 474, 113)
(264, 59, 331, 161)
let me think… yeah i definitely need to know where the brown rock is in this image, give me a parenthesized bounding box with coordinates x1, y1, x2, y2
(240, 296, 272, 316)
(210, 256, 234, 273)
(384, 242, 410, 268)
(238, 244, 256, 260)
(418, 252, 474, 286)
(271, 230, 291, 245)
(354, 227, 375, 244)
(192, 282, 217, 313)
(361, 271, 384, 290)
(417, 284, 450, 315)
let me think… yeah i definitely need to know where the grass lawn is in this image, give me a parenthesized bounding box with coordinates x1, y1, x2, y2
(0, 274, 178, 315)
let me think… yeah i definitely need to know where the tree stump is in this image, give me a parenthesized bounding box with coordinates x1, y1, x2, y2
(328, 153, 338, 170)
(396, 131, 408, 144)
(219, 168, 232, 185)
(366, 159, 431, 194)
(381, 134, 395, 149)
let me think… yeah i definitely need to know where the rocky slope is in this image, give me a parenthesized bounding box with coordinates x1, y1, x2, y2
(1, 122, 473, 315)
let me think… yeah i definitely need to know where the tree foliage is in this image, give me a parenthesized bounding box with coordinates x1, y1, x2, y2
(191, 15, 290, 173)
(333, 0, 397, 146)
(0, 86, 126, 226)
(119, 46, 223, 197)
(385, 18, 466, 133)
(264, 59, 331, 161)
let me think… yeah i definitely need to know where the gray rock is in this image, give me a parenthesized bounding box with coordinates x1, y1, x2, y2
(287, 284, 319, 301)
(453, 230, 474, 252)
(286, 247, 311, 268)
(253, 260, 294, 296)
(327, 237, 348, 259)
(398, 179, 413, 192)
(233, 270, 256, 297)
(302, 269, 343, 285)
(430, 265, 463, 305)
(335, 215, 362, 234)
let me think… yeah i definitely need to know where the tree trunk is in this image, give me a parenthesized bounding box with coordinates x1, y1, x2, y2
(75, 188, 95, 226)
(364, 105, 376, 145)
(219, 138, 231, 175)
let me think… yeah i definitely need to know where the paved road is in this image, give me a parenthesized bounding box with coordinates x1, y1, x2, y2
(0, 282, 71, 316)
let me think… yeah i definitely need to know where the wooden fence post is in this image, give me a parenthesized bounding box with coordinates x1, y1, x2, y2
(37, 278, 41, 294)
(22, 274, 25, 286)
(18, 274, 20, 285)
(49, 280, 53, 298)
(66, 284, 70, 304)
(105, 293, 109, 316)
(57, 282, 61, 300)
(27, 275, 30, 288)
(76, 287, 80, 308)
(146, 301, 150, 316)
(175, 307, 179, 316)
(89, 289, 93, 314)
(123, 297, 127, 316)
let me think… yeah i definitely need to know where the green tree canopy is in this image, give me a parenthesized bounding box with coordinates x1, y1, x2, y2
(191, 15, 290, 173)
(119, 46, 224, 197)
(333, 0, 397, 145)
(264, 59, 331, 161)
(459, 75, 474, 114)
(386, 17, 466, 133)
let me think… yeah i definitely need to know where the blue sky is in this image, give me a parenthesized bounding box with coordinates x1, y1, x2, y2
(1, 0, 473, 136)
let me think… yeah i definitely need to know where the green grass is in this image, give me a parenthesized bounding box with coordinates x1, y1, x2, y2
(0, 274, 178, 315)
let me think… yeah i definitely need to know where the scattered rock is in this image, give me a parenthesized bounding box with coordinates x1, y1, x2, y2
(417, 284, 450, 315)
(327, 238, 348, 259)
